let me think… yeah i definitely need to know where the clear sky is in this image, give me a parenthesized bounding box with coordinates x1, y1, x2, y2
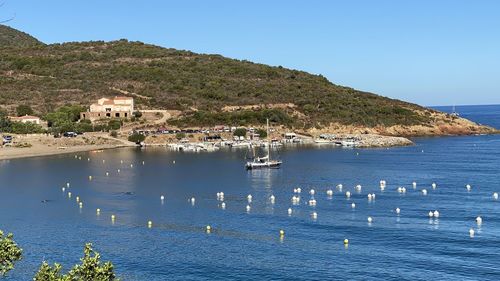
(2, 0, 499, 106)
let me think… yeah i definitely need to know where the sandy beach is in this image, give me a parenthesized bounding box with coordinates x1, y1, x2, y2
(0, 133, 136, 161)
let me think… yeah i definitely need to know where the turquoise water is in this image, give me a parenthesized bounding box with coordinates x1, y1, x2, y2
(1, 106, 500, 280)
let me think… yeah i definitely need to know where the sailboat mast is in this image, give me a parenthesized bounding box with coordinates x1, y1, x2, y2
(267, 118, 270, 159)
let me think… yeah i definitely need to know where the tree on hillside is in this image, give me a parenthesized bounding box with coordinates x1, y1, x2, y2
(0, 230, 22, 277)
(256, 128, 267, 139)
(233, 128, 247, 138)
(16, 105, 33, 116)
(128, 132, 145, 144)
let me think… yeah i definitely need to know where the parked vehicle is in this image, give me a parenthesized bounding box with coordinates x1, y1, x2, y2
(63, 132, 78, 138)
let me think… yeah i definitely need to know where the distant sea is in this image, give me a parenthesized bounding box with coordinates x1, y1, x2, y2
(432, 104, 500, 129)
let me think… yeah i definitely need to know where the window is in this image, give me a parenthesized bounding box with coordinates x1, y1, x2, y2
(115, 113, 120, 117)
(106, 113, 111, 117)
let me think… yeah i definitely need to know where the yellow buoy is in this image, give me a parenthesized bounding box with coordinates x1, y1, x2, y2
(279, 229, 285, 237)
(344, 239, 349, 245)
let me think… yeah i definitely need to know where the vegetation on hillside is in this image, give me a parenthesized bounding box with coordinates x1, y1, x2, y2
(0, 25, 43, 47)
(0, 230, 22, 277)
(0, 25, 438, 129)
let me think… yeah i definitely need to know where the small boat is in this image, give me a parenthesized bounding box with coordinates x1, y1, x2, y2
(246, 119, 282, 170)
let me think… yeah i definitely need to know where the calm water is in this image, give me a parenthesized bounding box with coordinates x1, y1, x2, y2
(1, 106, 500, 280)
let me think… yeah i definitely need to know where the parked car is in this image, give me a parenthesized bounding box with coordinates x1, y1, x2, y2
(2, 135, 13, 145)
(63, 132, 78, 138)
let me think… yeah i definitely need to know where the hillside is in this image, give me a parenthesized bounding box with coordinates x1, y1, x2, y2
(0, 25, 495, 136)
(0, 25, 43, 47)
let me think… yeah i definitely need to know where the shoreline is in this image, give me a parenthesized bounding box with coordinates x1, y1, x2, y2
(0, 144, 134, 161)
(1, 131, 497, 161)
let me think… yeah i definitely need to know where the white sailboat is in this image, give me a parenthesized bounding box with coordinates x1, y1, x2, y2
(245, 119, 282, 170)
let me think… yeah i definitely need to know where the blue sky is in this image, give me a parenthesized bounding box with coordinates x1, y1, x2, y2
(2, 0, 499, 106)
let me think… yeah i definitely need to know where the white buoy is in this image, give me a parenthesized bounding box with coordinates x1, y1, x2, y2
(432, 183, 437, 189)
(355, 185, 362, 191)
(309, 189, 315, 195)
(120, 160, 123, 164)
(337, 184, 343, 191)
(412, 182, 417, 189)
(367, 194, 373, 200)
(190, 197, 195, 205)
(401, 187, 406, 193)
(96, 208, 100, 215)
(351, 202, 356, 208)
(270, 195, 275, 204)
(221, 202, 226, 209)
(344, 238, 349, 245)
(142, 161, 145, 165)
(88, 175, 92, 180)
(117, 169, 120, 173)
(345, 191, 351, 198)
(247, 194, 252, 203)
(160, 195, 165, 201)
(326, 189, 333, 196)
(173, 160, 176, 164)
(494, 192, 499, 200)
(105, 172, 109, 176)
(102, 159, 105, 163)
(68, 192, 72, 198)
(287, 208, 292, 215)
(372, 193, 376, 200)
(76, 196, 80, 202)
(79, 202, 83, 208)
(62, 187, 65, 192)
(395, 207, 401, 214)
(148, 221, 153, 228)
(206, 225, 211, 233)
(433, 210, 440, 218)
(246, 205, 251, 212)
(279, 229, 285, 237)
(469, 228, 475, 237)
(466, 184, 472, 191)
(297, 187, 302, 193)
(130, 164, 133, 168)
(428, 211, 434, 218)
(111, 214, 116, 221)
(66, 182, 70, 188)
(422, 189, 428, 195)
(309, 199, 317, 206)
(367, 216, 373, 223)
(476, 216, 483, 225)
(380, 180, 386, 188)
(312, 212, 318, 219)
(87, 158, 90, 161)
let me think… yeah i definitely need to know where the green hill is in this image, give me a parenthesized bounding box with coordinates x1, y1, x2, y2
(0, 25, 43, 47)
(0, 25, 486, 134)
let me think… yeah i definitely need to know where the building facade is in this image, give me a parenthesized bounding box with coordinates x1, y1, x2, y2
(8, 115, 41, 125)
(80, 96, 134, 122)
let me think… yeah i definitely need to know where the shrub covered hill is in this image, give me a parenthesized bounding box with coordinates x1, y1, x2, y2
(0, 25, 495, 136)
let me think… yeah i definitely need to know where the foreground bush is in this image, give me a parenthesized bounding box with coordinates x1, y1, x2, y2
(0, 230, 22, 277)
(33, 243, 117, 281)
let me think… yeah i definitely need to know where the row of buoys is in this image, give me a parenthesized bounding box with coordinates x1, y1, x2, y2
(293, 187, 302, 194)
(367, 193, 376, 200)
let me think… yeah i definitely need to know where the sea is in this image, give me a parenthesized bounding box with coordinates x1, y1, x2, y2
(1, 104, 499, 280)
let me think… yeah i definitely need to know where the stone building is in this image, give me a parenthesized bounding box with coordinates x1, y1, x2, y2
(80, 96, 134, 122)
